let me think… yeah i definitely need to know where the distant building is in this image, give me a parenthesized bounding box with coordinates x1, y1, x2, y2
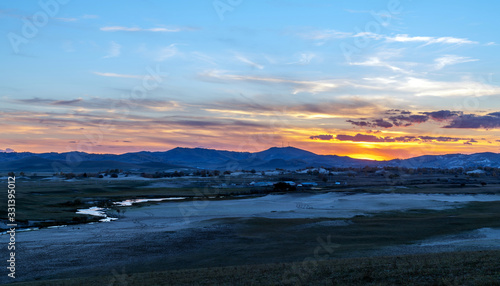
(301, 182, 318, 186)
(466, 169, 485, 175)
(250, 181, 274, 187)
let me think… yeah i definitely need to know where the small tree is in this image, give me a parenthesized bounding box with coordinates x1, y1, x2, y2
(273, 182, 296, 192)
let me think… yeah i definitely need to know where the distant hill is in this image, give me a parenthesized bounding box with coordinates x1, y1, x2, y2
(1, 147, 500, 172)
(385, 152, 500, 169)
(0, 156, 186, 173)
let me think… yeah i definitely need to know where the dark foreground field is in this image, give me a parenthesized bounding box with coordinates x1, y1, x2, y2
(11, 250, 500, 285)
(4, 200, 500, 285)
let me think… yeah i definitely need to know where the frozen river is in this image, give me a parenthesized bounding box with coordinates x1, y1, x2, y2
(75, 192, 500, 230)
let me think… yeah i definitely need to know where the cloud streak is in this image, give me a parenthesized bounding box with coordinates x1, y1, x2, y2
(103, 41, 121, 59)
(93, 72, 143, 79)
(347, 109, 500, 130)
(385, 34, 477, 45)
(200, 70, 342, 94)
(235, 54, 264, 70)
(319, 133, 473, 143)
(434, 55, 478, 70)
(299, 29, 478, 46)
(309, 135, 333, 140)
(100, 26, 183, 32)
(444, 113, 500, 129)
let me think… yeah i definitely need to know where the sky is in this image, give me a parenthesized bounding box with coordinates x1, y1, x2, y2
(1, 0, 500, 160)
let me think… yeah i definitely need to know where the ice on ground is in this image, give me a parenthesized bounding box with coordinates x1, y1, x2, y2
(47, 225, 67, 229)
(122, 192, 500, 229)
(416, 227, 500, 247)
(76, 207, 107, 217)
(99, 217, 118, 222)
(114, 197, 187, 206)
(65, 192, 500, 233)
(0, 227, 40, 235)
(76, 207, 117, 222)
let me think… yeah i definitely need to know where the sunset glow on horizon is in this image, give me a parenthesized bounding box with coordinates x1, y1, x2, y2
(2, 1, 500, 160)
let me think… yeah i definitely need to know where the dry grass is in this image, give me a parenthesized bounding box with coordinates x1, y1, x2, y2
(12, 250, 500, 286)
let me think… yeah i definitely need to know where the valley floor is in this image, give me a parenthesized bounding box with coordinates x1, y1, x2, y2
(2, 174, 500, 285)
(2, 194, 500, 285)
(11, 250, 500, 285)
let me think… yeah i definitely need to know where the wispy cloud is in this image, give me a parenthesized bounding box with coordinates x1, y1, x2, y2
(346, 109, 500, 131)
(330, 133, 470, 143)
(384, 34, 477, 45)
(434, 55, 478, 70)
(362, 76, 500, 97)
(156, 44, 179, 61)
(93, 72, 142, 79)
(299, 29, 478, 46)
(103, 41, 121, 59)
(191, 52, 217, 65)
(52, 98, 83, 105)
(205, 98, 382, 118)
(15, 97, 83, 105)
(100, 26, 182, 32)
(53, 15, 98, 22)
(444, 113, 500, 129)
(299, 29, 352, 40)
(288, 53, 315, 65)
(200, 70, 341, 94)
(350, 57, 408, 73)
(234, 54, 264, 69)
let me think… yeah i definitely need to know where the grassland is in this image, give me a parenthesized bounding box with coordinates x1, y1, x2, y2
(2, 173, 500, 285)
(0, 176, 265, 227)
(2, 172, 500, 229)
(11, 250, 500, 285)
(7, 198, 500, 284)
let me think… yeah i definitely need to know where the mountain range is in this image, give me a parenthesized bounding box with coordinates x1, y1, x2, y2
(0, 147, 499, 172)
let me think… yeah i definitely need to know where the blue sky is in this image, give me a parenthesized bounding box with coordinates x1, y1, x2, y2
(2, 0, 500, 160)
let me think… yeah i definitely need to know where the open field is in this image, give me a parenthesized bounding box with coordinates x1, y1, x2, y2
(2, 171, 500, 228)
(2, 195, 500, 284)
(1, 172, 500, 284)
(10, 250, 500, 285)
(0, 176, 263, 227)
